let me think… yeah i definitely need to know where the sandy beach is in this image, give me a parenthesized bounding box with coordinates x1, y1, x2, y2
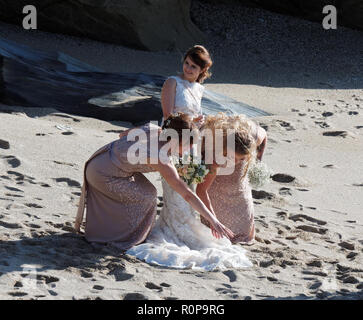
(0, 3, 363, 300)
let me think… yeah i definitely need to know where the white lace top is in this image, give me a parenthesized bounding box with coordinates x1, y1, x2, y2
(167, 75, 204, 118)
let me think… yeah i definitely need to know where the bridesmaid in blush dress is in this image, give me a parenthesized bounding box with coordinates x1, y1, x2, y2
(197, 114, 267, 244)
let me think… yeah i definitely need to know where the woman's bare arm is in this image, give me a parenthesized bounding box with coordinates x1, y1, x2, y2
(196, 163, 218, 214)
(256, 126, 267, 161)
(196, 163, 220, 238)
(161, 78, 177, 120)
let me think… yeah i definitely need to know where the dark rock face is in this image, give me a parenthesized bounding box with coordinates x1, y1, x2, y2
(235, 0, 363, 31)
(0, 55, 3, 99)
(0, 0, 205, 51)
(0, 37, 269, 125)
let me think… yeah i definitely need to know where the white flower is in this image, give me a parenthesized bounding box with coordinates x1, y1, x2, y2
(248, 160, 272, 189)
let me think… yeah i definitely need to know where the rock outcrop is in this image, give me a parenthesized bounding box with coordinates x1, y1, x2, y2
(235, 0, 363, 31)
(0, 0, 205, 51)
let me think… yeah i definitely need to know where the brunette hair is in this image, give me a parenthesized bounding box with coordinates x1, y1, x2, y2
(183, 45, 213, 83)
(162, 113, 196, 143)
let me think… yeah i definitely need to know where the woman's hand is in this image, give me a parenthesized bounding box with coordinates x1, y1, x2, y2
(193, 115, 205, 127)
(211, 226, 222, 239)
(209, 217, 235, 240)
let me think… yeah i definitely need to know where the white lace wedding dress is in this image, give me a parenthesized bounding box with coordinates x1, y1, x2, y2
(126, 179, 253, 271)
(126, 74, 252, 270)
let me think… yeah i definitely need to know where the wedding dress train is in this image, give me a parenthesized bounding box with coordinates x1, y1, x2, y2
(126, 179, 252, 271)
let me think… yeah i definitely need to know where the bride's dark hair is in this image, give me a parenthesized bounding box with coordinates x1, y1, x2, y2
(183, 45, 213, 83)
(162, 113, 196, 143)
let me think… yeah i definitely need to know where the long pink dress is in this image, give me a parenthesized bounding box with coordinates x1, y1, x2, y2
(203, 121, 262, 245)
(208, 161, 255, 244)
(76, 123, 166, 250)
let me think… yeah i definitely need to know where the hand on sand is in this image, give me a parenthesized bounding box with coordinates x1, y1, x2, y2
(210, 219, 235, 240)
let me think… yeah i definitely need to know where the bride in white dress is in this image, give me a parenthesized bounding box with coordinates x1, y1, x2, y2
(127, 46, 252, 270)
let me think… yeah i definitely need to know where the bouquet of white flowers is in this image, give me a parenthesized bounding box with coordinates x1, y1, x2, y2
(173, 153, 210, 186)
(248, 160, 272, 189)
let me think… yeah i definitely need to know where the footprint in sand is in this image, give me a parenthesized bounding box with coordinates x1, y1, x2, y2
(279, 187, 292, 196)
(296, 225, 328, 235)
(160, 282, 171, 288)
(31, 274, 60, 285)
(321, 111, 333, 117)
(145, 282, 163, 292)
(352, 183, 363, 187)
(323, 164, 338, 169)
(338, 241, 355, 251)
(315, 121, 330, 128)
(5, 193, 24, 198)
(4, 186, 23, 193)
(92, 285, 104, 291)
(222, 270, 237, 282)
(0, 220, 22, 229)
(80, 270, 93, 279)
(215, 284, 239, 298)
(276, 120, 295, 131)
(306, 260, 323, 268)
(25, 203, 44, 209)
(346, 252, 358, 260)
(53, 161, 76, 167)
(48, 290, 58, 296)
(53, 177, 81, 188)
(259, 259, 275, 268)
(24, 222, 42, 229)
(8, 292, 28, 297)
(1, 155, 21, 168)
(322, 131, 348, 138)
(348, 111, 359, 116)
(0, 139, 10, 149)
(7, 171, 37, 185)
(252, 190, 275, 200)
(309, 281, 323, 290)
(123, 293, 149, 300)
(289, 214, 327, 226)
(272, 173, 295, 183)
(45, 221, 74, 232)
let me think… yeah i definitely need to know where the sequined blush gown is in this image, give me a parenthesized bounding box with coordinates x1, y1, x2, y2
(204, 121, 262, 244)
(75, 123, 167, 250)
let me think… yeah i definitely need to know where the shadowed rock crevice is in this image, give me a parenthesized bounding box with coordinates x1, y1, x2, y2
(0, 0, 205, 51)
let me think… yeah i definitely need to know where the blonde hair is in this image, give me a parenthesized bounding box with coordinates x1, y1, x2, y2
(202, 113, 256, 178)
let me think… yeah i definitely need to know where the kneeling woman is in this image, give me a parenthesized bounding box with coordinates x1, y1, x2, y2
(74, 113, 234, 250)
(197, 114, 267, 244)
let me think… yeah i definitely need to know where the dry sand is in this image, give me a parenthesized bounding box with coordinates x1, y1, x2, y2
(0, 4, 363, 300)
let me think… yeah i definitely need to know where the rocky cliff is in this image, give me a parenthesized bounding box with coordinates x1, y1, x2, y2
(213, 0, 363, 31)
(0, 0, 205, 51)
